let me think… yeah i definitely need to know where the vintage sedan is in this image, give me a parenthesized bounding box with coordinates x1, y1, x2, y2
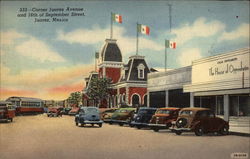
(62, 107, 72, 115)
(101, 108, 118, 122)
(47, 107, 63, 117)
(171, 107, 229, 136)
(148, 107, 181, 132)
(109, 107, 136, 126)
(130, 107, 157, 129)
(75, 107, 103, 127)
(0, 101, 15, 122)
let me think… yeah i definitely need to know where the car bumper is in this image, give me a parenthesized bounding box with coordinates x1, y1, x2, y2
(148, 123, 168, 129)
(131, 121, 149, 127)
(79, 120, 103, 124)
(169, 127, 192, 132)
(110, 119, 130, 124)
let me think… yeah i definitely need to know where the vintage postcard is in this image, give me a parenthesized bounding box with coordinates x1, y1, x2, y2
(0, 0, 249, 159)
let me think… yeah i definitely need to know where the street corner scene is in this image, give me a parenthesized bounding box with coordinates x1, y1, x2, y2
(0, 0, 250, 159)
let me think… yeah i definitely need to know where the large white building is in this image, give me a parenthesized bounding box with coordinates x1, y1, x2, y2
(147, 48, 250, 133)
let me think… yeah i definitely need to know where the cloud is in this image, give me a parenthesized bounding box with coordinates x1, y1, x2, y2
(0, 64, 93, 100)
(57, 26, 109, 45)
(57, 26, 163, 55)
(171, 17, 225, 46)
(218, 23, 250, 42)
(15, 37, 65, 62)
(1, 30, 66, 63)
(0, 30, 25, 45)
(178, 48, 202, 67)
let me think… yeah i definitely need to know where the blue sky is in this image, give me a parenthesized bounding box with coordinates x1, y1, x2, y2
(0, 0, 249, 100)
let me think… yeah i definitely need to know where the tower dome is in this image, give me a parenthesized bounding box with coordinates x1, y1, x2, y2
(100, 39, 122, 62)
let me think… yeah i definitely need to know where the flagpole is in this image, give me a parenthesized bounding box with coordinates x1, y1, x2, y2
(110, 12, 113, 39)
(136, 22, 139, 55)
(165, 45, 167, 72)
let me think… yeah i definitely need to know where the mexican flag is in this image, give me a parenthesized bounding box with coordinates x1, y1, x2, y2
(112, 13, 122, 23)
(165, 40, 176, 49)
(138, 24, 150, 35)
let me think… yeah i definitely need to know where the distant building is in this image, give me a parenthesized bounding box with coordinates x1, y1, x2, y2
(82, 39, 153, 108)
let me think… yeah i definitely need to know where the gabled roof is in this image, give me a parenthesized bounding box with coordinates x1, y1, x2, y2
(120, 55, 150, 82)
(84, 71, 98, 90)
(100, 39, 122, 62)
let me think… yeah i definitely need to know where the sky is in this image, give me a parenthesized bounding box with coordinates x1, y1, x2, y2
(0, 0, 249, 100)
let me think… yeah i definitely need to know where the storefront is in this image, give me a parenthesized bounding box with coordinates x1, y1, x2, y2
(147, 66, 192, 108)
(184, 48, 250, 123)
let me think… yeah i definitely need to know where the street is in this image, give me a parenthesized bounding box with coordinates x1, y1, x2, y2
(0, 114, 249, 159)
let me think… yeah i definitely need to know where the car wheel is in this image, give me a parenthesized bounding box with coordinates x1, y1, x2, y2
(195, 126, 204, 136)
(10, 118, 13, 122)
(219, 125, 229, 135)
(119, 123, 124, 126)
(136, 126, 142, 129)
(99, 123, 102, 128)
(175, 130, 182, 135)
(109, 122, 113, 125)
(153, 128, 159, 132)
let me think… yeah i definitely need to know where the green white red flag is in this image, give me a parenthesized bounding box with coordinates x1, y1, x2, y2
(112, 13, 122, 23)
(137, 24, 150, 35)
(165, 40, 176, 49)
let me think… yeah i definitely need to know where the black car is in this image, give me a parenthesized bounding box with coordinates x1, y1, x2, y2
(130, 107, 157, 129)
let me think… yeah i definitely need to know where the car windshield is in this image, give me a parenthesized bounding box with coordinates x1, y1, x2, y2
(155, 109, 171, 114)
(86, 108, 98, 113)
(138, 109, 156, 114)
(119, 109, 129, 113)
(180, 110, 193, 116)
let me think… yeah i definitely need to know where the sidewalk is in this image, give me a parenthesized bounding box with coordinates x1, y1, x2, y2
(229, 126, 250, 137)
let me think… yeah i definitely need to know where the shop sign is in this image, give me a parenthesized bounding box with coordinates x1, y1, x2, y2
(192, 52, 249, 84)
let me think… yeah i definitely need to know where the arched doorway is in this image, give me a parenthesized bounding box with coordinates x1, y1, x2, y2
(132, 94, 140, 106)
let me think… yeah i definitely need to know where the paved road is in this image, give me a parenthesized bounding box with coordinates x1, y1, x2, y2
(0, 114, 249, 159)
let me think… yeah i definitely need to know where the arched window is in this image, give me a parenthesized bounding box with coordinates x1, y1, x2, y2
(137, 63, 145, 79)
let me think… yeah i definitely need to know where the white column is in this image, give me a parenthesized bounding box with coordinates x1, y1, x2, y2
(147, 91, 150, 107)
(223, 94, 229, 122)
(103, 67, 106, 77)
(165, 90, 169, 107)
(126, 87, 129, 105)
(190, 92, 194, 107)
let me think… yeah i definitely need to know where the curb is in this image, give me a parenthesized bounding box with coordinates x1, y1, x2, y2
(229, 131, 250, 137)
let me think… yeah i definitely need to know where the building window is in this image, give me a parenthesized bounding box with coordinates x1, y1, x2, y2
(137, 64, 145, 79)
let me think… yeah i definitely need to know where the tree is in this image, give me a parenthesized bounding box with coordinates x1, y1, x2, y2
(67, 91, 82, 107)
(86, 77, 111, 107)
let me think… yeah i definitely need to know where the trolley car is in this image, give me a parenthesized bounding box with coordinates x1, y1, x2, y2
(6, 96, 44, 115)
(0, 101, 15, 122)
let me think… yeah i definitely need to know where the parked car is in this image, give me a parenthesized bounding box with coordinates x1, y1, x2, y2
(47, 107, 63, 117)
(75, 107, 103, 127)
(130, 107, 157, 129)
(109, 107, 136, 126)
(148, 107, 181, 132)
(171, 107, 229, 136)
(62, 107, 72, 115)
(0, 101, 15, 122)
(101, 108, 118, 122)
(68, 107, 80, 116)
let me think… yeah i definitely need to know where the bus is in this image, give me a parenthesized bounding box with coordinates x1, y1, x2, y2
(6, 96, 44, 115)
